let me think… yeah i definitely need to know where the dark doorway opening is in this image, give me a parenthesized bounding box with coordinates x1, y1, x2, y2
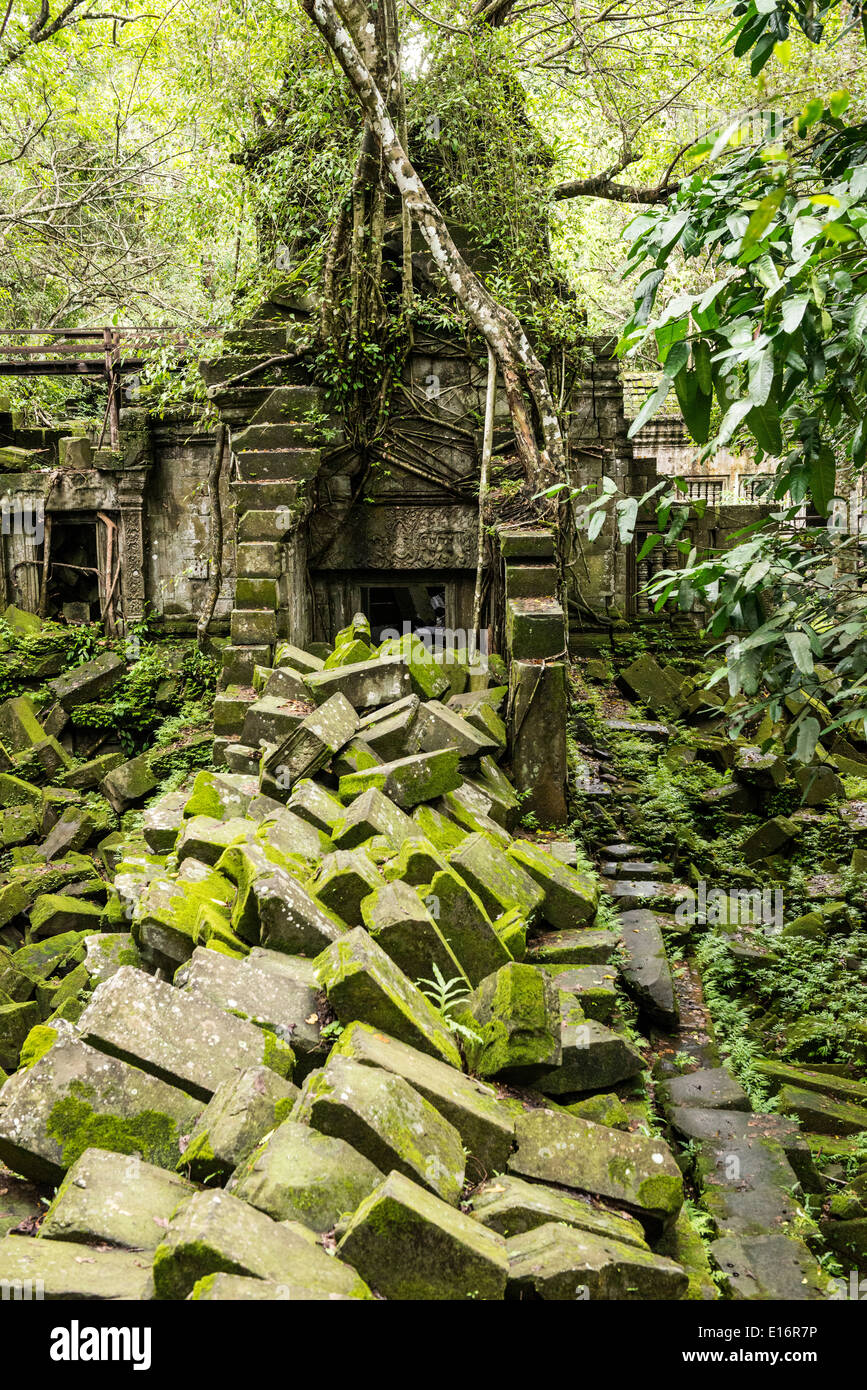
(46, 515, 101, 622)
(360, 583, 446, 645)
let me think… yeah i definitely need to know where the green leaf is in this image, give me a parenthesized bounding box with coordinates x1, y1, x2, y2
(781, 295, 809, 334)
(627, 378, 671, 438)
(673, 369, 712, 444)
(794, 716, 821, 762)
(748, 348, 775, 406)
(743, 186, 784, 249)
(747, 401, 783, 456)
(829, 90, 850, 117)
(636, 532, 662, 562)
(694, 338, 713, 394)
(617, 497, 639, 544)
(847, 295, 867, 349)
(587, 509, 606, 543)
(808, 448, 836, 517)
(786, 631, 814, 675)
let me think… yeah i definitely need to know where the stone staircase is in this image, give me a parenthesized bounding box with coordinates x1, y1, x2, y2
(200, 300, 342, 766)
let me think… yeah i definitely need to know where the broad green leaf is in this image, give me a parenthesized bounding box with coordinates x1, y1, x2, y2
(636, 532, 662, 562)
(781, 295, 809, 334)
(743, 187, 784, 249)
(786, 631, 814, 675)
(794, 716, 821, 762)
(808, 449, 836, 517)
(748, 401, 783, 456)
(673, 368, 712, 444)
(748, 348, 775, 406)
(617, 497, 639, 544)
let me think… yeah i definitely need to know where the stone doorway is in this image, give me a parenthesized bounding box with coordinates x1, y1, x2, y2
(311, 568, 476, 648)
(360, 581, 446, 644)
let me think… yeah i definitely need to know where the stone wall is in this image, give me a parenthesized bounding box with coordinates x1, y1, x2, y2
(0, 404, 234, 634)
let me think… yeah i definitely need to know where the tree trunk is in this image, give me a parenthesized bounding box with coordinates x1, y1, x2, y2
(300, 0, 565, 498)
(197, 423, 228, 648)
(472, 345, 496, 637)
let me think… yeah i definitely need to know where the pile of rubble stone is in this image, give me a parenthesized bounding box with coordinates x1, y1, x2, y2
(0, 615, 702, 1299)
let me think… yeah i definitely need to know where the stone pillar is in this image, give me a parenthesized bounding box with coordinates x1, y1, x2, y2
(117, 470, 149, 628)
(510, 661, 569, 825)
(498, 526, 569, 825)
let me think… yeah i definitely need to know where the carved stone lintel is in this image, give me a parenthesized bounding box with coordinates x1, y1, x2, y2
(310, 503, 479, 570)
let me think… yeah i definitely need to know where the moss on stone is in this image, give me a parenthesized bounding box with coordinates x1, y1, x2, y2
(46, 1080, 183, 1171)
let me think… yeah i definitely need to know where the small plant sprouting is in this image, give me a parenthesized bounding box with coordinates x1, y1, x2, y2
(416, 963, 481, 1044)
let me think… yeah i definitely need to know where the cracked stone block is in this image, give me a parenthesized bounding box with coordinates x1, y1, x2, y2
(509, 1108, 683, 1229)
(339, 748, 462, 809)
(507, 840, 599, 929)
(48, 651, 125, 711)
(710, 1232, 835, 1300)
(450, 832, 545, 924)
(0, 1233, 154, 1299)
(286, 778, 346, 835)
(331, 1022, 514, 1175)
(460, 962, 561, 1080)
(468, 1173, 647, 1248)
(360, 879, 467, 985)
(176, 946, 323, 1074)
(545, 964, 618, 1022)
(421, 866, 511, 986)
(311, 849, 386, 927)
(305, 657, 411, 710)
(292, 1055, 466, 1204)
(505, 1221, 687, 1300)
(0, 1032, 202, 1183)
(414, 699, 499, 757)
(250, 868, 348, 955)
(332, 787, 417, 852)
(658, 1067, 750, 1113)
(525, 928, 620, 966)
(533, 996, 644, 1095)
(262, 693, 358, 788)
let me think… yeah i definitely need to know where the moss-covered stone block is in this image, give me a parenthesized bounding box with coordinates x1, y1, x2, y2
(228, 1118, 382, 1232)
(0, 1032, 203, 1182)
(77, 966, 294, 1102)
(337, 1170, 508, 1300)
(314, 926, 462, 1068)
(509, 1108, 684, 1228)
(180, 1065, 299, 1183)
(460, 962, 561, 1080)
(152, 1189, 373, 1300)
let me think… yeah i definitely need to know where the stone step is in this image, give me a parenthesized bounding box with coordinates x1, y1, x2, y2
(603, 859, 673, 881)
(710, 1233, 834, 1300)
(237, 509, 298, 543)
(233, 448, 321, 482)
(233, 419, 336, 451)
(618, 908, 679, 1028)
(202, 384, 273, 422)
(223, 326, 291, 355)
(248, 383, 324, 421)
(230, 609, 278, 647)
(231, 480, 301, 514)
(219, 645, 272, 687)
(199, 354, 285, 389)
(504, 563, 559, 600)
